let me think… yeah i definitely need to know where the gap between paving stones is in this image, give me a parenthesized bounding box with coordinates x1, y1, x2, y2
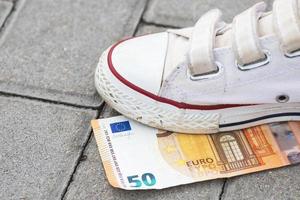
(132, 0, 150, 35)
(218, 179, 228, 200)
(0, 0, 22, 44)
(0, 0, 13, 31)
(61, 103, 115, 200)
(60, 110, 102, 200)
(0, 91, 103, 110)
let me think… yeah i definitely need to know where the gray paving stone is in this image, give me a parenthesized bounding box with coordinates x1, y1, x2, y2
(0, 1, 13, 28)
(0, 96, 97, 199)
(222, 165, 300, 200)
(0, 0, 147, 108)
(135, 23, 167, 36)
(64, 136, 224, 200)
(143, 0, 273, 27)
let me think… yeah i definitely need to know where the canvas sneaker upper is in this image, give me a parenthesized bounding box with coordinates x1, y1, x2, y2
(109, 0, 300, 106)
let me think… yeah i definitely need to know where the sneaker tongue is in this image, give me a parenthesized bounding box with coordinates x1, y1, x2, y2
(163, 13, 274, 81)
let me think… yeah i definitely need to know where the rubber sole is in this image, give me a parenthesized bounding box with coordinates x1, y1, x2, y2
(95, 49, 300, 134)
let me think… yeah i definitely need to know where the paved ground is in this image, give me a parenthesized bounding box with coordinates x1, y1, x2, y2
(0, 0, 299, 199)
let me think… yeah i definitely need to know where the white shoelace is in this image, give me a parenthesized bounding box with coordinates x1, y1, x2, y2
(187, 0, 300, 77)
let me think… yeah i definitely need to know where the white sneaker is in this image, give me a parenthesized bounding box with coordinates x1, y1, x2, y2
(95, 0, 300, 134)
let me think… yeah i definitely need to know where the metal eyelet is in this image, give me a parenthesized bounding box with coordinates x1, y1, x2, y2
(188, 61, 223, 81)
(276, 94, 290, 103)
(236, 50, 271, 71)
(284, 49, 300, 58)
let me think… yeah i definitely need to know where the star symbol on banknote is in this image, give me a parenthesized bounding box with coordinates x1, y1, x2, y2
(175, 159, 186, 166)
(164, 145, 176, 153)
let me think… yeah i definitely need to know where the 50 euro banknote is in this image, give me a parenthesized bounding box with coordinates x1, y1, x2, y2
(91, 116, 300, 190)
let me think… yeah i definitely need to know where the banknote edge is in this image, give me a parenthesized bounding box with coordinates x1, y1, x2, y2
(91, 119, 121, 188)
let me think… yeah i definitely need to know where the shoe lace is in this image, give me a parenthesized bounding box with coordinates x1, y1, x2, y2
(188, 0, 300, 77)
